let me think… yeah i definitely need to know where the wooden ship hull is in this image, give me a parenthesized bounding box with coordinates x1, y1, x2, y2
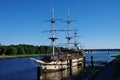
(30, 51, 84, 72)
(40, 58, 83, 72)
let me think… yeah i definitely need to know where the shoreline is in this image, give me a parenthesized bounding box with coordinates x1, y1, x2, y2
(62, 55, 120, 80)
(93, 57, 120, 80)
(0, 54, 45, 59)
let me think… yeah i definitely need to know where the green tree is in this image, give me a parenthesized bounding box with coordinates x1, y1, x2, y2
(17, 46, 25, 55)
(11, 47, 17, 55)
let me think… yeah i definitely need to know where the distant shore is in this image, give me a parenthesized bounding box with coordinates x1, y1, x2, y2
(0, 54, 44, 59)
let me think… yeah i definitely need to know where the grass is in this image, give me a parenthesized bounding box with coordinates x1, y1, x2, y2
(0, 54, 45, 59)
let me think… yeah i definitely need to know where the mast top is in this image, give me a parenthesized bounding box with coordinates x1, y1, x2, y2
(51, 8, 55, 23)
(67, 8, 71, 24)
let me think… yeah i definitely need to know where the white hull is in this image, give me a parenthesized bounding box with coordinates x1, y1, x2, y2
(30, 54, 83, 72)
(38, 58, 83, 72)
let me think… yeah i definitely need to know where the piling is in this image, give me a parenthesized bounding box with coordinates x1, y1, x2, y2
(61, 59, 63, 70)
(91, 56, 94, 67)
(83, 56, 86, 68)
(69, 59, 72, 76)
(37, 66, 41, 80)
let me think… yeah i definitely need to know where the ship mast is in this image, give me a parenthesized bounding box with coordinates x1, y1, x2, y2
(49, 8, 57, 55)
(44, 8, 63, 55)
(66, 8, 72, 50)
(74, 28, 79, 51)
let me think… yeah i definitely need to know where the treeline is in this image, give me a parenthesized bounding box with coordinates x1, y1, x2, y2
(0, 44, 66, 55)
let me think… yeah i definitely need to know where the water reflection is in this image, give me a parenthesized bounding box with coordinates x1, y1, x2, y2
(40, 66, 82, 80)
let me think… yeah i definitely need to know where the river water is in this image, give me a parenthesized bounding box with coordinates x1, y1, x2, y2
(0, 52, 120, 80)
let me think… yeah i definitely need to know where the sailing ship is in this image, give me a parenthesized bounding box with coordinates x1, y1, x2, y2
(30, 8, 84, 72)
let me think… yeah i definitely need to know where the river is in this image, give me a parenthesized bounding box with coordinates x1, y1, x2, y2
(0, 52, 120, 80)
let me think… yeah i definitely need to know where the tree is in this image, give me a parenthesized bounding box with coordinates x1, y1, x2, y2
(17, 46, 25, 55)
(11, 47, 17, 55)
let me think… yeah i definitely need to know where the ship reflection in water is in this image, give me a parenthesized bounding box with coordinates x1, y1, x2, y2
(40, 66, 82, 80)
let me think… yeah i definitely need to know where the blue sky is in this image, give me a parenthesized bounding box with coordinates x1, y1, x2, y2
(0, 0, 120, 49)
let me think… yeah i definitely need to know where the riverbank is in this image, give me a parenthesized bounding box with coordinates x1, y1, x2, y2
(112, 58, 120, 79)
(61, 55, 120, 80)
(0, 54, 44, 59)
(93, 57, 120, 80)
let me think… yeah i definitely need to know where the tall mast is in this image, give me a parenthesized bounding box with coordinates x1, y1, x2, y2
(66, 8, 72, 50)
(74, 28, 78, 51)
(49, 8, 57, 55)
(73, 27, 83, 51)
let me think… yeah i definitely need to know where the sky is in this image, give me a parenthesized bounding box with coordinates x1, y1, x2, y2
(0, 0, 120, 49)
